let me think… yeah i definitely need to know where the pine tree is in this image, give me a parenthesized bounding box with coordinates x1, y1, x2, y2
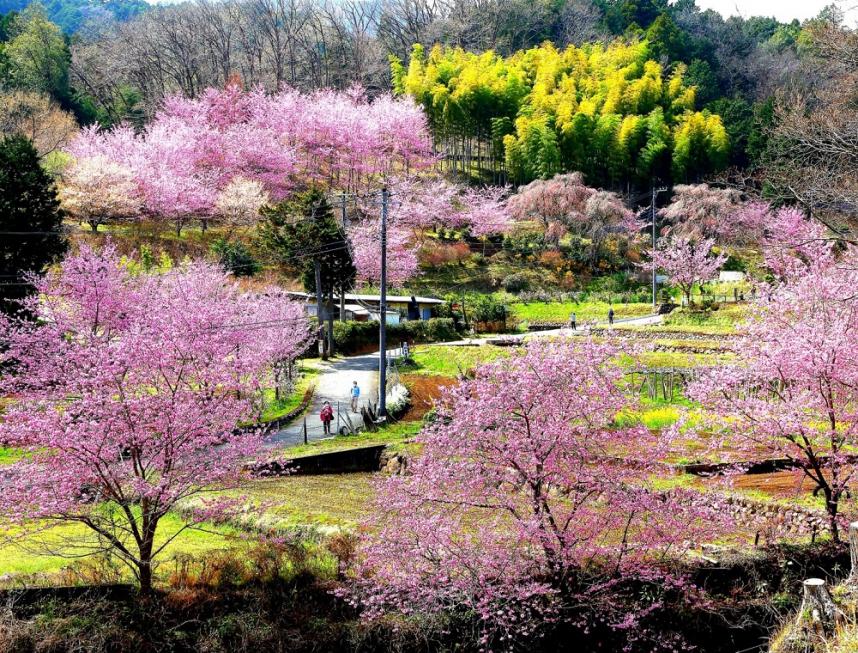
(259, 189, 356, 358)
(0, 135, 66, 316)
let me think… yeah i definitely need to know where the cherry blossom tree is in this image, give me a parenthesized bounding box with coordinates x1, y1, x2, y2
(689, 248, 858, 540)
(506, 173, 634, 265)
(349, 339, 727, 644)
(660, 184, 743, 244)
(754, 205, 835, 281)
(508, 173, 633, 238)
(648, 235, 727, 305)
(347, 179, 512, 284)
(64, 84, 511, 283)
(58, 155, 141, 232)
(214, 177, 270, 228)
(0, 245, 310, 591)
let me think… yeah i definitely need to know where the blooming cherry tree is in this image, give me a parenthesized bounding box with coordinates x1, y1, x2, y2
(689, 248, 858, 539)
(350, 339, 727, 644)
(660, 184, 743, 243)
(64, 84, 511, 283)
(507, 172, 633, 243)
(648, 235, 727, 305)
(0, 245, 310, 590)
(58, 155, 141, 231)
(214, 177, 270, 228)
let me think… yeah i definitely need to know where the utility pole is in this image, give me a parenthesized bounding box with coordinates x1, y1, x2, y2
(651, 185, 669, 310)
(314, 259, 327, 360)
(339, 196, 347, 322)
(378, 187, 388, 418)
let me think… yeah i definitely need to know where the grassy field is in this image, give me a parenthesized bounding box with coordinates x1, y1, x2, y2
(630, 350, 736, 369)
(230, 473, 375, 531)
(405, 344, 511, 377)
(0, 471, 379, 583)
(510, 300, 652, 323)
(0, 512, 239, 578)
(653, 304, 751, 335)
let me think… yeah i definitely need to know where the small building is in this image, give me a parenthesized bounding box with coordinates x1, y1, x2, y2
(287, 292, 444, 324)
(718, 271, 746, 282)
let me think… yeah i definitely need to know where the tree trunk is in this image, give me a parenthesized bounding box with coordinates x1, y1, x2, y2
(826, 492, 840, 542)
(89, 220, 99, 233)
(138, 560, 153, 594)
(848, 521, 858, 584)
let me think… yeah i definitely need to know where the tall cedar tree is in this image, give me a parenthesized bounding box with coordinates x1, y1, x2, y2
(260, 189, 356, 357)
(0, 135, 66, 316)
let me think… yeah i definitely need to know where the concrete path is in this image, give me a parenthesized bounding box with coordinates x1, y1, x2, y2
(263, 351, 379, 450)
(435, 313, 665, 346)
(263, 313, 663, 449)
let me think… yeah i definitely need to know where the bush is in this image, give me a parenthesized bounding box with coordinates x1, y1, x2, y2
(212, 238, 261, 276)
(467, 294, 507, 323)
(502, 273, 530, 293)
(333, 318, 459, 355)
(420, 241, 472, 267)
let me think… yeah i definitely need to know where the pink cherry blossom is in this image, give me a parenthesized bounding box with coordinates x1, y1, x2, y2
(689, 247, 858, 540)
(647, 235, 727, 305)
(348, 339, 729, 644)
(0, 244, 311, 590)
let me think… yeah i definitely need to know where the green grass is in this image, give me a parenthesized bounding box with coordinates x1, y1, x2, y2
(405, 344, 511, 378)
(226, 473, 375, 532)
(510, 300, 652, 323)
(0, 512, 238, 578)
(0, 446, 27, 466)
(274, 419, 423, 459)
(657, 304, 751, 335)
(257, 364, 321, 423)
(614, 405, 683, 430)
(630, 350, 736, 369)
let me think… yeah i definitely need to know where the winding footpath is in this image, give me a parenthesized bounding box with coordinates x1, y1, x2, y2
(264, 313, 664, 449)
(263, 351, 379, 449)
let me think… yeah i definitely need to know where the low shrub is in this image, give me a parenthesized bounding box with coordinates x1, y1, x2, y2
(333, 318, 459, 355)
(465, 294, 507, 324)
(420, 241, 471, 267)
(502, 273, 529, 293)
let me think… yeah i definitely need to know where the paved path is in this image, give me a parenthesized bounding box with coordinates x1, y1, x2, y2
(263, 313, 663, 449)
(262, 351, 379, 450)
(435, 313, 665, 346)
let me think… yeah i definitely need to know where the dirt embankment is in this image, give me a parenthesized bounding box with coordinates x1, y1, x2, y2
(400, 374, 456, 421)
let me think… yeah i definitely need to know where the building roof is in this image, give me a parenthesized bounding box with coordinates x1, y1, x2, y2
(287, 292, 444, 305)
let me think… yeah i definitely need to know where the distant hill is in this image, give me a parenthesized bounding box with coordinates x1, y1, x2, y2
(0, 0, 148, 33)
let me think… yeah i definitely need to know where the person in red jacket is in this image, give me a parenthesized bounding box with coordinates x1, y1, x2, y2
(320, 401, 334, 435)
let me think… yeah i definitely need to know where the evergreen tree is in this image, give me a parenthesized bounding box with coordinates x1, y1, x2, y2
(0, 134, 66, 315)
(260, 189, 356, 358)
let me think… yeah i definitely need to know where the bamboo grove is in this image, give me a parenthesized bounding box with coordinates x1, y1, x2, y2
(392, 39, 730, 189)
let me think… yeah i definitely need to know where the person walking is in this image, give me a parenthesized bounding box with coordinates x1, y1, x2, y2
(320, 401, 334, 435)
(350, 380, 360, 413)
(568, 311, 577, 331)
(607, 306, 615, 326)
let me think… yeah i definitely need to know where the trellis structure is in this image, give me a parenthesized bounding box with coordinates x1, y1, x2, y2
(627, 367, 703, 402)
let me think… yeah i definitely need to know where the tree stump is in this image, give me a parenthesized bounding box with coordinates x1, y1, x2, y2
(795, 578, 844, 637)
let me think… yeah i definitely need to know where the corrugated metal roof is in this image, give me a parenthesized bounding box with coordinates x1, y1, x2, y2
(287, 292, 444, 304)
